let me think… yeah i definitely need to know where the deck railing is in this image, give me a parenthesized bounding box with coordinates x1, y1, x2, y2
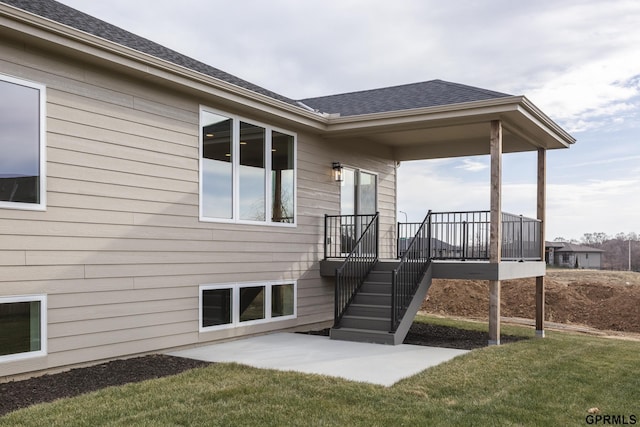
(501, 212, 542, 260)
(325, 214, 378, 259)
(391, 211, 432, 331)
(397, 211, 542, 261)
(332, 213, 379, 326)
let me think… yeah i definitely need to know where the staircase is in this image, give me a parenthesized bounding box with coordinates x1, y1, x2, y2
(330, 260, 433, 345)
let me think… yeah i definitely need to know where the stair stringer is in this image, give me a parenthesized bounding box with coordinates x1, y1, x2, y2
(390, 262, 433, 345)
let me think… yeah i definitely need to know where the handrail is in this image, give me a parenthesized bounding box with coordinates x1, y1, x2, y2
(397, 211, 542, 261)
(334, 213, 379, 327)
(391, 210, 432, 331)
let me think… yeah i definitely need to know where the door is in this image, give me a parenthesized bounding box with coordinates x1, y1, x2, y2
(340, 168, 377, 253)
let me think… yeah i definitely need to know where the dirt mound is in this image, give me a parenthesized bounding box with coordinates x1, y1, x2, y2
(422, 269, 640, 333)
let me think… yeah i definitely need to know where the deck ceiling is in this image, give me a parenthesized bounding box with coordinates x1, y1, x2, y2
(321, 97, 575, 161)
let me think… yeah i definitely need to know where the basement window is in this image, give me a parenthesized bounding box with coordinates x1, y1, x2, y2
(0, 295, 47, 362)
(199, 281, 296, 332)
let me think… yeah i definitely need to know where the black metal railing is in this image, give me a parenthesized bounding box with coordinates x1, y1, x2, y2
(324, 214, 378, 259)
(397, 211, 542, 261)
(334, 213, 379, 326)
(391, 211, 432, 331)
(501, 212, 542, 260)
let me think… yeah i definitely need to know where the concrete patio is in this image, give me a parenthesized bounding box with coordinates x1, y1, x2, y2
(168, 332, 468, 387)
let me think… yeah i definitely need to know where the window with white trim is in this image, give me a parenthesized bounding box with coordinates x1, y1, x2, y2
(199, 107, 296, 225)
(199, 281, 296, 332)
(0, 295, 47, 362)
(0, 74, 46, 210)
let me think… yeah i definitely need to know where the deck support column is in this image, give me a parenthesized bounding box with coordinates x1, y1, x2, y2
(489, 120, 502, 346)
(536, 148, 546, 338)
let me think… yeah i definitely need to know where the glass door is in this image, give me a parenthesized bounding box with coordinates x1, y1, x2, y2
(340, 168, 377, 254)
(358, 171, 377, 215)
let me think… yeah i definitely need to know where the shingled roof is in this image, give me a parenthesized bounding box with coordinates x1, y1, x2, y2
(548, 242, 605, 253)
(2, 0, 512, 117)
(300, 80, 511, 116)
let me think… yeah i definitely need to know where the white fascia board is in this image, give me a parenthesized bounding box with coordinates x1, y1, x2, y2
(324, 97, 525, 133)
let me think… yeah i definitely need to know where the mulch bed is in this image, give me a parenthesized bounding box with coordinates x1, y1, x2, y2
(0, 354, 211, 417)
(1, 323, 527, 417)
(303, 322, 527, 350)
(404, 322, 525, 349)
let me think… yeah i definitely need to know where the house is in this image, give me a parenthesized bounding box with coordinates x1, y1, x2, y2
(546, 242, 604, 269)
(0, 0, 575, 378)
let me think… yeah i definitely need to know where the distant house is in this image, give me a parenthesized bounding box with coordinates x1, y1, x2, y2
(546, 242, 604, 269)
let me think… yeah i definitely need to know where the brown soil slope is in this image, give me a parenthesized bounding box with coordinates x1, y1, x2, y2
(422, 269, 640, 333)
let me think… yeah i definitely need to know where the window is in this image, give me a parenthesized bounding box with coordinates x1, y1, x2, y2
(200, 107, 296, 225)
(199, 281, 296, 332)
(271, 132, 295, 223)
(0, 74, 46, 210)
(201, 288, 232, 328)
(271, 284, 295, 317)
(0, 295, 47, 362)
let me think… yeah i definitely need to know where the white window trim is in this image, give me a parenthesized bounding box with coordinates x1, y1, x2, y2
(0, 294, 47, 363)
(0, 73, 46, 211)
(199, 280, 297, 333)
(199, 106, 297, 227)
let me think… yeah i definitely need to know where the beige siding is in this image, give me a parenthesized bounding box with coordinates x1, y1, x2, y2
(0, 36, 396, 377)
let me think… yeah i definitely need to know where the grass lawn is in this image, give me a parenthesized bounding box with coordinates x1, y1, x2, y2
(2, 315, 639, 426)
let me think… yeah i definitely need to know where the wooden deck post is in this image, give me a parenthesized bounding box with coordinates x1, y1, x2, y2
(536, 148, 546, 337)
(489, 120, 502, 346)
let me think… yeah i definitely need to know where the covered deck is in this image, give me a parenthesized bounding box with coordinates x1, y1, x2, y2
(313, 90, 575, 344)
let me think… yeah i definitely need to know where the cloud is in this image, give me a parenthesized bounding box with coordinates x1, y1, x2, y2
(397, 160, 488, 220)
(565, 154, 640, 169)
(546, 178, 640, 239)
(456, 159, 488, 172)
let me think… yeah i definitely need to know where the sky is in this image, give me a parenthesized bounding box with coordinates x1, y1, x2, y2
(57, 0, 640, 241)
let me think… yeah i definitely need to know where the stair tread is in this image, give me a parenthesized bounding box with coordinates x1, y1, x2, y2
(350, 303, 391, 308)
(331, 327, 392, 335)
(342, 314, 391, 321)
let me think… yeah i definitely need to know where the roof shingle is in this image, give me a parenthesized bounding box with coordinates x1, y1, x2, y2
(300, 80, 511, 116)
